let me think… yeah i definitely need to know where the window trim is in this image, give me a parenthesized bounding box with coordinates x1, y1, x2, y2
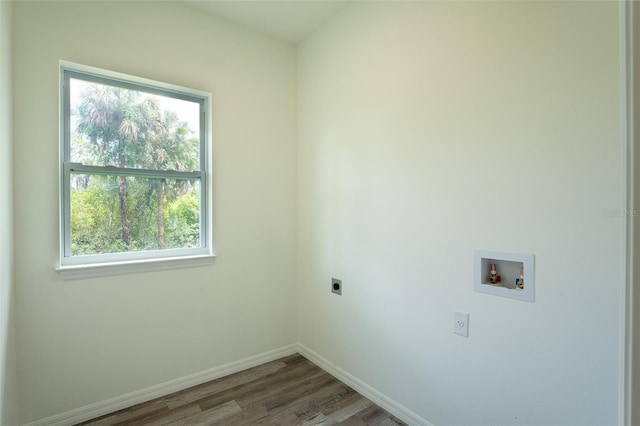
(57, 61, 214, 276)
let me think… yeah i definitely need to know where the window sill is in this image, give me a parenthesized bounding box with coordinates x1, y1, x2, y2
(56, 254, 215, 280)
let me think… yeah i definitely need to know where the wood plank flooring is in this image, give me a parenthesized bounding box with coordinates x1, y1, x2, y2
(77, 354, 407, 426)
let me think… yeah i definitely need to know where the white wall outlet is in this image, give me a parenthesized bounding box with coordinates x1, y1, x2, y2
(453, 311, 469, 337)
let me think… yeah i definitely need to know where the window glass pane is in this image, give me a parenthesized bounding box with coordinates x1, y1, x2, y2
(70, 173, 201, 255)
(69, 78, 200, 171)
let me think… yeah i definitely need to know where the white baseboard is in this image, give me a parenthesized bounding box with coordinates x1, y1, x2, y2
(25, 343, 430, 426)
(297, 343, 433, 426)
(25, 344, 298, 426)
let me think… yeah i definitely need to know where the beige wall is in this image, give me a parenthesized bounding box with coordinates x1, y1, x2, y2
(0, 0, 18, 424)
(12, 1, 297, 423)
(297, 2, 623, 424)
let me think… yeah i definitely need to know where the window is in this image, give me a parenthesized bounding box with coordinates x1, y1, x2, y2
(59, 62, 212, 274)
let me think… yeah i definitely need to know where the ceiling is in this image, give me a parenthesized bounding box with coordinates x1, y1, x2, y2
(183, 1, 349, 44)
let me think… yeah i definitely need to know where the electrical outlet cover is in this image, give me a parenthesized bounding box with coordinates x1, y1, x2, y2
(454, 311, 469, 337)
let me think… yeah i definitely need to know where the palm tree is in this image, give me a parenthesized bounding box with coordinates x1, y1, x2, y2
(74, 81, 198, 252)
(148, 110, 198, 248)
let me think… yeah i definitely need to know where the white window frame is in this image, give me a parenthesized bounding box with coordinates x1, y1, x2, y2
(57, 61, 214, 279)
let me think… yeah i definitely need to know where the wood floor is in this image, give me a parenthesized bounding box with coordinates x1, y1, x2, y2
(77, 354, 407, 426)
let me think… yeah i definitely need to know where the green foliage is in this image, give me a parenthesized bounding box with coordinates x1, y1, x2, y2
(70, 176, 126, 255)
(166, 189, 201, 248)
(71, 175, 201, 255)
(70, 80, 201, 255)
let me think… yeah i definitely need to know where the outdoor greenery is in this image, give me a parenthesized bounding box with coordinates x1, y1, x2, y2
(69, 81, 201, 256)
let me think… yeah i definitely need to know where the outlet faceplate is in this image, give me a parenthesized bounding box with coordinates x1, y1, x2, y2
(454, 311, 469, 337)
(331, 278, 342, 295)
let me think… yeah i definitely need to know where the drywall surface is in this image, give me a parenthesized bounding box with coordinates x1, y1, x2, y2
(632, 2, 640, 424)
(12, 1, 297, 423)
(0, 1, 18, 424)
(297, 2, 623, 425)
